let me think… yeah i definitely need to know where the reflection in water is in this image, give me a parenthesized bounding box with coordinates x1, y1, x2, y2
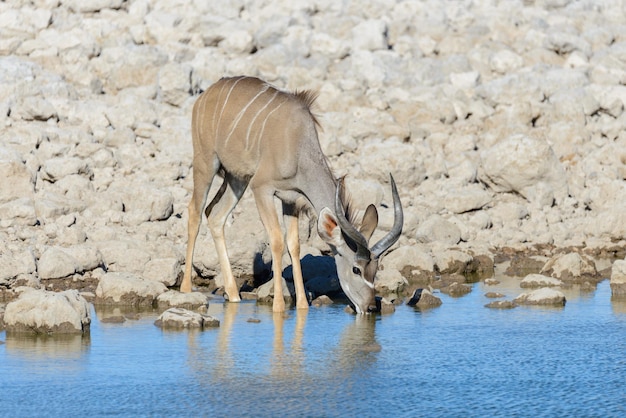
(270, 310, 306, 380)
(5, 333, 89, 361)
(332, 315, 380, 375)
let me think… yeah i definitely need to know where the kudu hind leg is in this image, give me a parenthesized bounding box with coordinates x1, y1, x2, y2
(182, 163, 218, 293)
(206, 175, 247, 302)
(283, 203, 308, 309)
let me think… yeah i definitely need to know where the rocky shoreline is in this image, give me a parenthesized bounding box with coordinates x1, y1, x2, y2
(1, 0, 626, 332)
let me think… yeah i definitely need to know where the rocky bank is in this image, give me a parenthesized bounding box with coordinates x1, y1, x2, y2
(1, 0, 626, 323)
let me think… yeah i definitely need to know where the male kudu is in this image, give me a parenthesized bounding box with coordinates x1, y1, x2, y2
(182, 76, 403, 313)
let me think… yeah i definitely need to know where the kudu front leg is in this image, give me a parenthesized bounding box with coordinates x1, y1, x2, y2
(284, 206, 308, 310)
(254, 191, 287, 313)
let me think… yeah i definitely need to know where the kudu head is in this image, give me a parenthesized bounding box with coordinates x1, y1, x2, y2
(318, 174, 403, 314)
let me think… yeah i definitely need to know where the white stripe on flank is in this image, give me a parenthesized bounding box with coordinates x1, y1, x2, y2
(225, 83, 270, 146)
(211, 80, 230, 137)
(216, 77, 245, 138)
(256, 96, 287, 154)
(245, 89, 279, 150)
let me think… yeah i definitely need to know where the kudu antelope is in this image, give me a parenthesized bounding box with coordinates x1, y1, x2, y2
(182, 76, 403, 314)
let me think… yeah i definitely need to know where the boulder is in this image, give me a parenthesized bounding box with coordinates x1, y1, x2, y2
(514, 288, 566, 306)
(381, 245, 435, 285)
(415, 215, 461, 245)
(480, 134, 568, 206)
(4, 289, 90, 334)
(540, 252, 598, 283)
(256, 277, 292, 304)
(156, 290, 208, 309)
(154, 308, 219, 329)
(485, 300, 517, 309)
(520, 274, 563, 288)
(432, 250, 473, 275)
(407, 288, 442, 309)
(37, 246, 79, 280)
(95, 272, 167, 306)
(610, 260, 626, 298)
(374, 269, 407, 294)
(311, 295, 333, 307)
(157, 62, 192, 107)
(143, 258, 181, 287)
(0, 248, 36, 286)
(0, 147, 34, 204)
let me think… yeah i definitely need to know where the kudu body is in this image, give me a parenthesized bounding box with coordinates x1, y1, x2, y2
(182, 76, 403, 313)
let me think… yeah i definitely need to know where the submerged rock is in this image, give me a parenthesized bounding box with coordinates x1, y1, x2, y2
(155, 308, 219, 329)
(156, 290, 208, 309)
(514, 288, 566, 306)
(4, 289, 90, 334)
(407, 288, 442, 309)
(485, 300, 517, 309)
(520, 274, 563, 288)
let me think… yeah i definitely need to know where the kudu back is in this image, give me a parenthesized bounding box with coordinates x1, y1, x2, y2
(182, 76, 403, 313)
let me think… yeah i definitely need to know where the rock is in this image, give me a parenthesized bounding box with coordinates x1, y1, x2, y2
(377, 297, 396, 314)
(485, 300, 517, 309)
(440, 282, 472, 297)
(444, 185, 492, 214)
(520, 274, 563, 288)
(0, 248, 36, 287)
(351, 19, 388, 52)
(143, 258, 181, 287)
(415, 215, 461, 245)
(4, 289, 90, 334)
(156, 290, 208, 309)
(540, 252, 598, 283)
(610, 260, 626, 298)
(256, 277, 292, 304)
(374, 268, 407, 294)
(381, 245, 435, 285)
(95, 272, 167, 306)
(311, 295, 333, 307)
(157, 62, 192, 107)
(407, 288, 442, 309)
(37, 246, 79, 280)
(154, 308, 219, 329)
(480, 134, 568, 206)
(0, 198, 37, 226)
(432, 250, 473, 275)
(0, 147, 34, 204)
(514, 288, 566, 306)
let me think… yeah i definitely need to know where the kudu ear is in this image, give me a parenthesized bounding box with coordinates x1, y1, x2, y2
(317, 207, 343, 247)
(359, 204, 378, 243)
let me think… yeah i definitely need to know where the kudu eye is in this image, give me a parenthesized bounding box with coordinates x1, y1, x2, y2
(352, 266, 362, 276)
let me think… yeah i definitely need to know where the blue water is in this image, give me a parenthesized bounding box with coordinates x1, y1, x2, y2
(1, 279, 625, 417)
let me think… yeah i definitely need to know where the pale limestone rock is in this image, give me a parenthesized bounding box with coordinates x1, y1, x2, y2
(610, 260, 626, 297)
(514, 288, 566, 306)
(374, 269, 407, 294)
(95, 272, 167, 306)
(156, 291, 208, 309)
(143, 258, 181, 287)
(480, 134, 568, 205)
(541, 252, 597, 283)
(4, 289, 90, 334)
(351, 19, 388, 52)
(155, 308, 219, 329)
(520, 274, 563, 288)
(38, 246, 79, 280)
(416, 215, 461, 245)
